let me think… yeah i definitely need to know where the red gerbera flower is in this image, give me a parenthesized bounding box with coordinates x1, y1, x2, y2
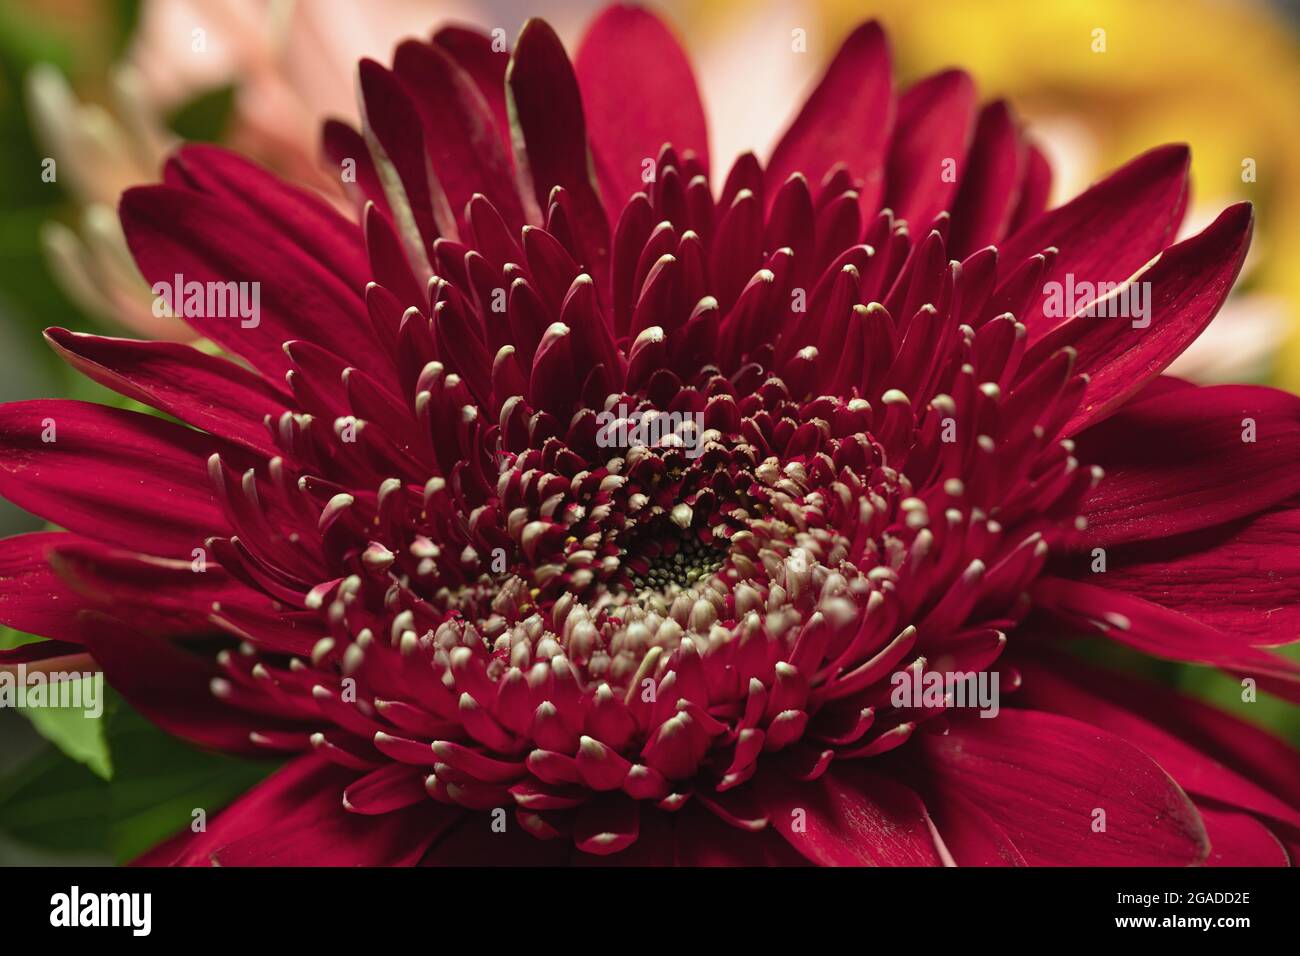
(1, 6, 1297, 866)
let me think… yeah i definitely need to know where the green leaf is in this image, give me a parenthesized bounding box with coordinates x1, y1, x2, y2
(0, 690, 278, 862)
(0, 625, 42, 650)
(165, 84, 237, 143)
(22, 675, 112, 779)
(0, 744, 108, 853)
(0, 630, 114, 778)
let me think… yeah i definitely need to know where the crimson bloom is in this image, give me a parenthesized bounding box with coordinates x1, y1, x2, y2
(1, 6, 1297, 866)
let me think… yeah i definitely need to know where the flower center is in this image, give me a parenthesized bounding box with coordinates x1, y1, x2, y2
(625, 529, 727, 594)
(202, 142, 1094, 817)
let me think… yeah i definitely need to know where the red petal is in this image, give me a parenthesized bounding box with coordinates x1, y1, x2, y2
(133, 755, 345, 865)
(671, 802, 810, 866)
(507, 19, 609, 281)
(573, 795, 641, 856)
(1006, 143, 1051, 233)
(342, 764, 429, 815)
(1033, 578, 1300, 701)
(1198, 805, 1290, 866)
(0, 532, 87, 642)
(391, 40, 524, 234)
(164, 144, 369, 294)
(1013, 654, 1300, 831)
(77, 612, 304, 756)
(947, 101, 1026, 258)
(45, 327, 287, 457)
(1075, 384, 1300, 547)
(48, 537, 255, 632)
(0, 400, 236, 558)
(909, 784, 1027, 866)
(576, 5, 710, 208)
(363, 203, 425, 308)
(755, 762, 949, 865)
(432, 26, 511, 150)
(213, 791, 454, 866)
(0, 640, 86, 665)
(883, 70, 976, 233)
(1028, 203, 1253, 434)
(916, 709, 1209, 865)
(120, 185, 382, 382)
(999, 144, 1190, 340)
(1129, 372, 1195, 406)
(421, 816, 572, 865)
(321, 119, 391, 218)
(357, 58, 444, 250)
(1091, 505, 1300, 647)
(766, 21, 894, 216)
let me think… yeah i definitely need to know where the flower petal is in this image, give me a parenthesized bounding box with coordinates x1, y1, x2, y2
(47, 536, 255, 633)
(507, 19, 609, 281)
(163, 144, 370, 294)
(766, 21, 894, 216)
(755, 762, 949, 865)
(421, 816, 573, 865)
(213, 787, 456, 866)
(576, 5, 710, 208)
(45, 327, 287, 457)
(321, 119, 392, 218)
(908, 784, 1027, 866)
(0, 532, 88, 642)
(0, 400, 237, 557)
(1028, 203, 1253, 434)
(0, 640, 87, 667)
(432, 26, 511, 149)
(1007, 143, 1051, 233)
(915, 709, 1209, 865)
(1074, 384, 1300, 547)
(133, 755, 343, 865)
(573, 794, 641, 856)
(882, 70, 976, 232)
(1198, 805, 1290, 867)
(391, 39, 524, 234)
(357, 58, 445, 252)
(1033, 577, 1300, 702)
(1080, 505, 1300, 647)
(77, 611, 304, 755)
(342, 764, 430, 815)
(671, 802, 810, 866)
(947, 100, 1026, 257)
(120, 185, 382, 381)
(999, 144, 1190, 340)
(1012, 654, 1300, 831)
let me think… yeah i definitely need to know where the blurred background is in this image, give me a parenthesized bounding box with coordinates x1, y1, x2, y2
(0, 0, 1296, 862)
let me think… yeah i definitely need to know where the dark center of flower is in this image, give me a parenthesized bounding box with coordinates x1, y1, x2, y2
(624, 529, 727, 594)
